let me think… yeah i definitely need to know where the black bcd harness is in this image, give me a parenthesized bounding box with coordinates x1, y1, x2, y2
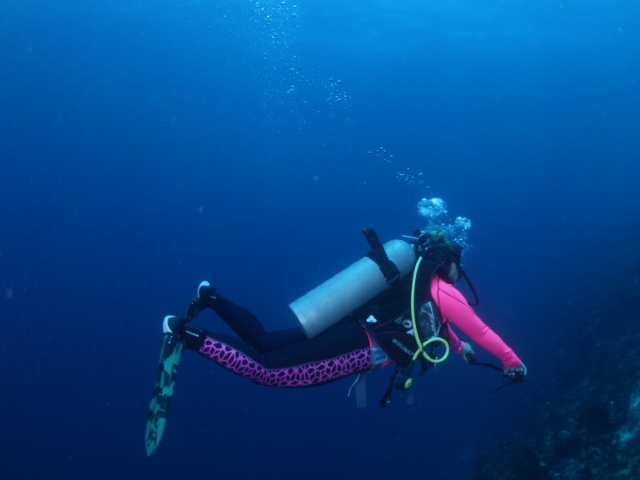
(359, 226, 450, 407)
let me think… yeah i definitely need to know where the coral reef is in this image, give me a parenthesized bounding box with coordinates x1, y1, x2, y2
(473, 265, 640, 479)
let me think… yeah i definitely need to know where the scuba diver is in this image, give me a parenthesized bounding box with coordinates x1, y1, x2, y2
(146, 227, 527, 456)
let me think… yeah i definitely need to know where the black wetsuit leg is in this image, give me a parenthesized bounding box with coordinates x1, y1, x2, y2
(207, 295, 306, 352)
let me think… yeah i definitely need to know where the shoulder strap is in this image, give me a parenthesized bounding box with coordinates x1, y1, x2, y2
(362, 226, 402, 285)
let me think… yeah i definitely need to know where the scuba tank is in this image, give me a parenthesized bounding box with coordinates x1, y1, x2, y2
(289, 228, 416, 339)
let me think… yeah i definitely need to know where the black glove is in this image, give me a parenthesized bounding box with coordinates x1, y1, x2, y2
(503, 362, 527, 383)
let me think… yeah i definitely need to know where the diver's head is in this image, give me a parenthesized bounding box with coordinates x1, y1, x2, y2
(423, 229, 463, 284)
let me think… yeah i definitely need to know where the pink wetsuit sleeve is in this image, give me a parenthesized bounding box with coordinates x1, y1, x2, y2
(444, 323, 463, 353)
(430, 276, 522, 368)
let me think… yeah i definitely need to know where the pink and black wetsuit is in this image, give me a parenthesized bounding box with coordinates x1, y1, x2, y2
(182, 296, 374, 388)
(182, 274, 521, 388)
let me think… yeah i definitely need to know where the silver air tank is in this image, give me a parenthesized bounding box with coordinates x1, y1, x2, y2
(289, 239, 416, 338)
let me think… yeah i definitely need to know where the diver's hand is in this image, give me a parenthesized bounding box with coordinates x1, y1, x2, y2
(460, 342, 476, 364)
(504, 362, 527, 383)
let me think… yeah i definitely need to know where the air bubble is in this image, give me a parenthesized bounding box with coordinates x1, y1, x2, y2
(416, 198, 473, 261)
(417, 197, 448, 219)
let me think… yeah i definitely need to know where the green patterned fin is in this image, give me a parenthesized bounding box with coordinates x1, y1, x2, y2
(146, 334, 184, 457)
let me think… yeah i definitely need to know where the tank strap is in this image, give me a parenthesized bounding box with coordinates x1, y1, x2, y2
(362, 226, 402, 285)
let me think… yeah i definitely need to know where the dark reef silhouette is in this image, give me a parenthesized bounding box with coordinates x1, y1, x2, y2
(473, 256, 640, 479)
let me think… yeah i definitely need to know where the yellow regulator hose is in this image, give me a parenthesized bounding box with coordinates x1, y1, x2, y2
(410, 256, 450, 364)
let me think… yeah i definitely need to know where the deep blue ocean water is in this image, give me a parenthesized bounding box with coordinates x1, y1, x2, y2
(1, 1, 639, 479)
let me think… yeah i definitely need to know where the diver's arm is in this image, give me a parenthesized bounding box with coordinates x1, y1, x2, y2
(443, 323, 464, 353)
(431, 277, 522, 369)
(444, 323, 476, 363)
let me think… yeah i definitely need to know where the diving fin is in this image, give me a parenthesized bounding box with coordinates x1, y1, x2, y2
(145, 333, 184, 456)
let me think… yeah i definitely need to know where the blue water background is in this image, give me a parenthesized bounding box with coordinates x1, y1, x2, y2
(1, 1, 639, 478)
